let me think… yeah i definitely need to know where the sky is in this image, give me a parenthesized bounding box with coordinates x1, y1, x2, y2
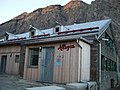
(0, 0, 94, 24)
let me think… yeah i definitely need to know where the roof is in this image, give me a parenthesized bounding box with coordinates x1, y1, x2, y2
(23, 31, 97, 45)
(0, 19, 112, 45)
(27, 19, 111, 37)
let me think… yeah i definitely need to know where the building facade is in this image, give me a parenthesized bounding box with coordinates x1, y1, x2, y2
(0, 44, 21, 75)
(0, 19, 119, 90)
(23, 40, 90, 83)
(90, 23, 118, 90)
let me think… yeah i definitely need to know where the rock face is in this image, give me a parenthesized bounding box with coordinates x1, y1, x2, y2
(0, 0, 88, 36)
(0, 0, 120, 46)
(0, 0, 120, 34)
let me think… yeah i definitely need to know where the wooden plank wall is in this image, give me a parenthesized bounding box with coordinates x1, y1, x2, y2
(23, 41, 81, 83)
(0, 45, 20, 75)
(79, 41, 90, 81)
(24, 68, 39, 81)
(53, 42, 80, 83)
(23, 47, 40, 81)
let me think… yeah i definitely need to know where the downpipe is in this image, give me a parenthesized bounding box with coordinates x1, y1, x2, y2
(98, 43, 101, 90)
(95, 35, 102, 90)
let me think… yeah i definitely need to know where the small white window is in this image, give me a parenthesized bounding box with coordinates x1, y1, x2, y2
(31, 31, 35, 36)
(15, 55, 20, 63)
(5, 35, 9, 40)
(54, 26, 61, 33)
(4, 32, 9, 40)
(55, 27, 60, 32)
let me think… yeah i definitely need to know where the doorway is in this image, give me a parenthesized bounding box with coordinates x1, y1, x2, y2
(40, 47, 54, 82)
(0, 55, 7, 73)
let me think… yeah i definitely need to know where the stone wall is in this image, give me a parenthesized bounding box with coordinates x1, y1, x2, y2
(90, 44, 98, 81)
(101, 71, 117, 90)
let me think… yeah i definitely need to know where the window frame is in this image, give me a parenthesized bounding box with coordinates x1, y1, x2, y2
(55, 27, 60, 32)
(31, 31, 35, 36)
(101, 55, 117, 72)
(28, 47, 39, 67)
(105, 32, 114, 49)
(15, 55, 20, 63)
(53, 25, 61, 33)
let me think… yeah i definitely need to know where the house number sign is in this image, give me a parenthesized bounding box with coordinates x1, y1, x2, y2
(58, 44, 75, 51)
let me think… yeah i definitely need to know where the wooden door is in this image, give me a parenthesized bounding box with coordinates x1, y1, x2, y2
(40, 47, 54, 82)
(0, 55, 7, 73)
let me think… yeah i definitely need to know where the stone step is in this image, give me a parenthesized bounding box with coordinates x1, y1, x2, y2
(26, 86, 65, 90)
(66, 83, 87, 90)
(66, 82, 97, 90)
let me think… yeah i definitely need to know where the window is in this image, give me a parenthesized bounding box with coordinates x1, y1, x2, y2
(15, 55, 20, 63)
(28, 48, 39, 66)
(105, 33, 114, 49)
(31, 31, 35, 36)
(111, 61, 115, 71)
(4, 33, 9, 40)
(6, 35, 9, 40)
(101, 55, 106, 70)
(101, 55, 117, 72)
(109, 60, 112, 71)
(54, 26, 61, 33)
(106, 59, 109, 71)
(113, 62, 117, 71)
(55, 27, 60, 32)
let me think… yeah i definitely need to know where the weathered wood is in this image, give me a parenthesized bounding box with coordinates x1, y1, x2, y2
(0, 45, 20, 75)
(23, 41, 90, 83)
(19, 45, 26, 77)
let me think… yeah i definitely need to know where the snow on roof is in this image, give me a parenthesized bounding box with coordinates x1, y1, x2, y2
(62, 19, 111, 31)
(15, 32, 29, 38)
(36, 19, 111, 35)
(2, 19, 111, 42)
(0, 39, 4, 42)
(4, 32, 30, 41)
(37, 28, 53, 35)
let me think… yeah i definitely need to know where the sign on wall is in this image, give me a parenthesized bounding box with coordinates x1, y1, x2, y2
(58, 44, 75, 51)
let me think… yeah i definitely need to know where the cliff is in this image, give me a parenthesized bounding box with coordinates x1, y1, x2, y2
(0, 0, 120, 41)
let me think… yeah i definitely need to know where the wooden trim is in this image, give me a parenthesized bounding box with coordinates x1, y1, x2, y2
(27, 66, 39, 68)
(0, 52, 20, 54)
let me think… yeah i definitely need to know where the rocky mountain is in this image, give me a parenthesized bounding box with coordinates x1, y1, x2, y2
(0, 0, 120, 35)
(0, 0, 120, 49)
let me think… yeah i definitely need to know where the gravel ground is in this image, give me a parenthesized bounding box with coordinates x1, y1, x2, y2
(2, 74, 119, 90)
(108, 86, 120, 90)
(0, 74, 43, 90)
(0, 74, 65, 90)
